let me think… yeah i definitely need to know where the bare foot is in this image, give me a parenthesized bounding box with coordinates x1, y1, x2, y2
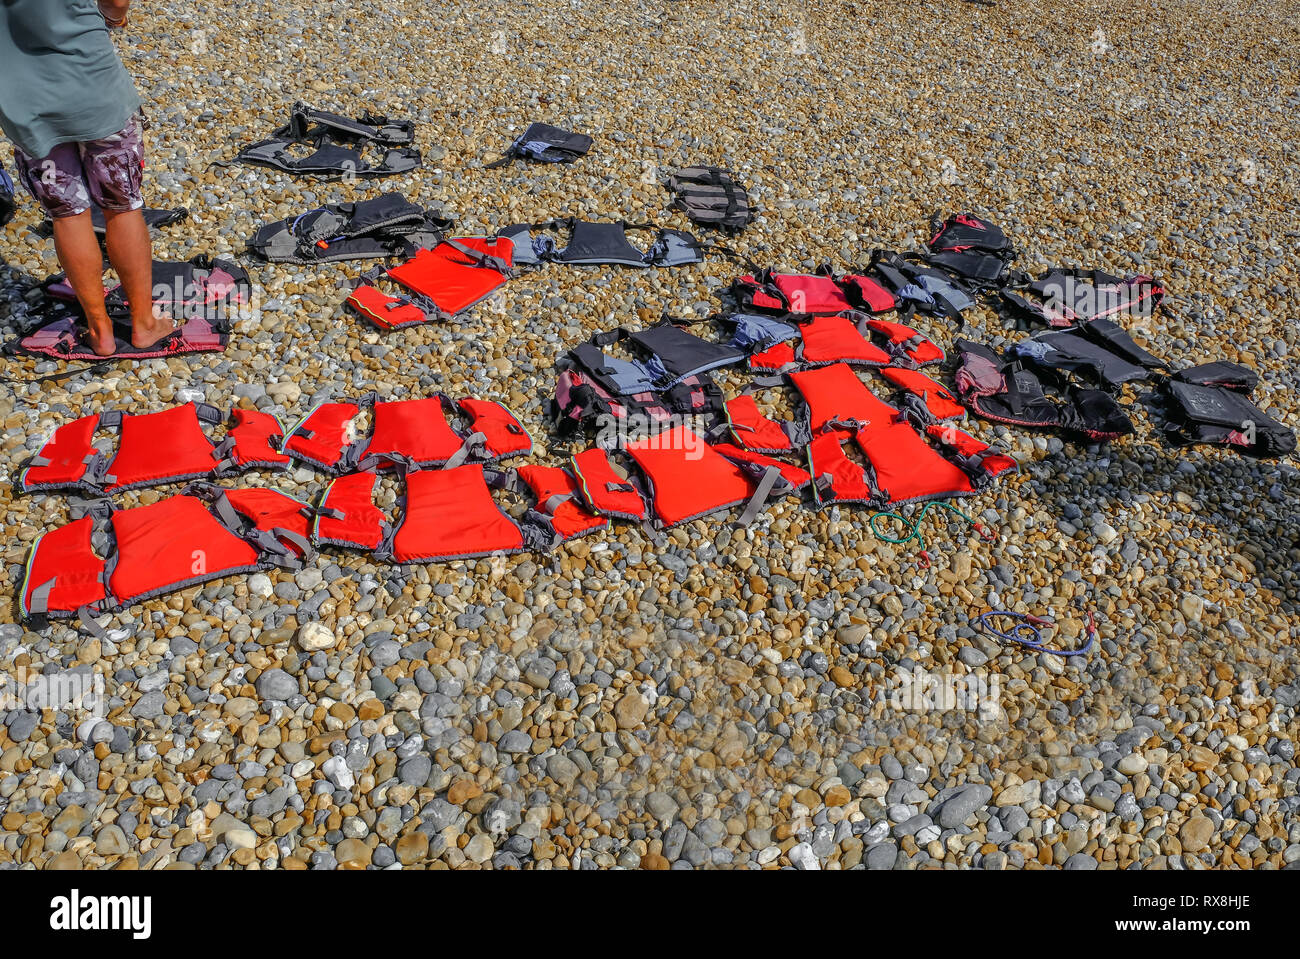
(87, 317, 118, 357)
(130, 304, 177, 350)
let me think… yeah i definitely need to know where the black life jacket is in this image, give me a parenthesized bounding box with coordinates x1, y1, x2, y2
(953, 339, 1133, 441)
(565, 324, 742, 392)
(248, 193, 452, 264)
(486, 122, 592, 168)
(550, 366, 722, 437)
(34, 205, 188, 240)
(926, 213, 1016, 284)
(1010, 321, 1165, 389)
(1000, 269, 1165, 330)
(498, 219, 704, 268)
(665, 165, 754, 231)
(868, 251, 974, 326)
(1156, 364, 1295, 458)
(223, 102, 421, 178)
(550, 323, 738, 434)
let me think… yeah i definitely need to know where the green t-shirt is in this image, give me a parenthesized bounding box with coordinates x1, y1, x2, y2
(0, 0, 141, 160)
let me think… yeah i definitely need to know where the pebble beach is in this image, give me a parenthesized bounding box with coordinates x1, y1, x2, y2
(0, 0, 1298, 871)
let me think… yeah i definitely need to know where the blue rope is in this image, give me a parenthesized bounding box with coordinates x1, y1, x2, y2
(979, 609, 1096, 657)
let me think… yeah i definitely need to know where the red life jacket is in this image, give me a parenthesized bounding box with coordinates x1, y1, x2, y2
(283, 401, 361, 472)
(924, 423, 1018, 478)
(108, 495, 264, 607)
(20, 414, 102, 493)
(856, 420, 979, 505)
(840, 274, 897, 313)
(21, 515, 107, 620)
(749, 340, 798, 372)
(358, 396, 465, 469)
(346, 283, 429, 331)
(314, 471, 387, 550)
(711, 442, 812, 491)
(222, 487, 314, 558)
(865, 318, 945, 367)
(810, 418, 1012, 508)
(625, 424, 758, 527)
(390, 464, 526, 562)
(101, 402, 223, 492)
(385, 236, 514, 317)
(733, 270, 895, 314)
(797, 313, 892, 368)
(570, 448, 648, 521)
(734, 272, 852, 313)
(516, 464, 607, 541)
(879, 367, 965, 420)
(218, 409, 293, 471)
(724, 393, 794, 453)
(457, 398, 532, 460)
(807, 432, 878, 505)
(789, 363, 897, 435)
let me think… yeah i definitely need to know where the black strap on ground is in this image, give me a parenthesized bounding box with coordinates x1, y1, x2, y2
(0, 357, 116, 387)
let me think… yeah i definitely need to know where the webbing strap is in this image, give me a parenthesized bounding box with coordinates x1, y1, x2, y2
(27, 578, 55, 616)
(78, 606, 108, 639)
(209, 491, 245, 532)
(736, 465, 782, 526)
(440, 237, 514, 277)
(270, 527, 315, 565)
(542, 493, 573, 514)
(443, 432, 486, 470)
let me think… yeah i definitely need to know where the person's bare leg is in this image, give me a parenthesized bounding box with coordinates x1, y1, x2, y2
(51, 212, 116, 356)
(102, 208, 172, 348)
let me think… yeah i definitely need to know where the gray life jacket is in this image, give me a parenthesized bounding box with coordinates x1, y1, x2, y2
(486, 122, 593, 168)
(497, 218, 704, 268)
(665, 165, 754, 231)
(247, 192, 453, 264)
(220, 102, 421, 178)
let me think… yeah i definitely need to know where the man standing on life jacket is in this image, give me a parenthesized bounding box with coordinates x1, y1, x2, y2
(0, 0, 173, 357)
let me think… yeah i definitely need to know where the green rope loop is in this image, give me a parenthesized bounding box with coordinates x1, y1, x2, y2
(869, 501, 983, 554)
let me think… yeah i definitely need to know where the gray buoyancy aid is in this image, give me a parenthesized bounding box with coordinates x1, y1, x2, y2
(223, 102, 421, 178)
(486, 122, 593, 168)
(497, 219, 704, 268)
(665, 165, 754, 231)
(248, 192, 453, 264)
